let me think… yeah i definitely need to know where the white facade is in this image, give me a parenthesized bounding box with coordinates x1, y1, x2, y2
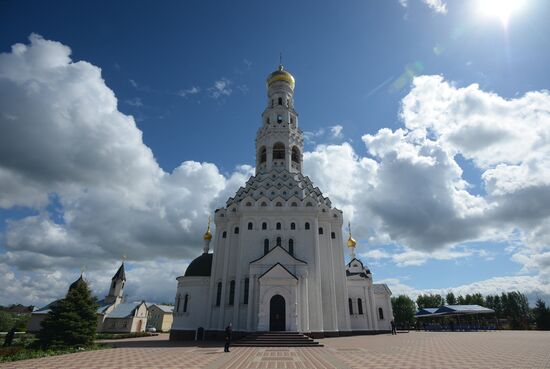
(171, 66, 392, 340)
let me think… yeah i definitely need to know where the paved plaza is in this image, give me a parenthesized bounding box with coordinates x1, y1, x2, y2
(2, 331, 550, 369)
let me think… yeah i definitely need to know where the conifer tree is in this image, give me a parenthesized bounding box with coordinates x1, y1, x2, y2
(37, 276, 98, 348)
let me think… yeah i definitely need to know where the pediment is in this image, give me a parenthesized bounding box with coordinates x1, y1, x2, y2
(258, 263, 298, 280)
(250, 246, 307, 266)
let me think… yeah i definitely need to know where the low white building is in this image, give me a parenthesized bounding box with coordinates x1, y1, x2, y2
(170, 65, 392, 340)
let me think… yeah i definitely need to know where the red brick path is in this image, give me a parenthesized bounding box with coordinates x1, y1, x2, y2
(2, 331, 549, 369)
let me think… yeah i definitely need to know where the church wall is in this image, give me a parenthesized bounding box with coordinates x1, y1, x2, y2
(374, 291, 394, 331)
(172, 277, 210, 331)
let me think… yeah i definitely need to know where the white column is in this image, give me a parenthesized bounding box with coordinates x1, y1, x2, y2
(368, 286, 378, 330)
(313, 217, 324, 332)
(246, 274, 256, 331)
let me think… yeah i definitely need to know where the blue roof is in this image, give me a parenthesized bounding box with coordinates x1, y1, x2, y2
(105, 302, 143, 318)
(416, 304, 494, 317)
(416, 307, 439, 316)
(436, 305, 495, 314)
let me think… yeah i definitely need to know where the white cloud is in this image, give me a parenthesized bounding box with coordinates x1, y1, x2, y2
(125, 97, 143, 107)
(399, 0, 447, 14)
(177, 86, 200, 98)
(209, 78, 232, 99)
(330, 125, 344, 138)
(383, 275, 550, 305)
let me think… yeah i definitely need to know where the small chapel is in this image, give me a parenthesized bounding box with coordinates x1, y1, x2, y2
(170, 64, 393, 340)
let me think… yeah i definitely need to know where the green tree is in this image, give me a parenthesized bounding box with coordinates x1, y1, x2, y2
(501, 291, 530, 329)
(0, 310, 14, 332)
(391, 295, 416, 328)
(37, 276, 98, 348)
(533, 299, 550, 330)
(416, 294, 444, 309)
(457, 295, 466, 305)
(445, 292, 457, 305)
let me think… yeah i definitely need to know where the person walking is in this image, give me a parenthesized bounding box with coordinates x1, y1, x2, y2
(390, 319, 397, 335)
(224, 322, 233, 352)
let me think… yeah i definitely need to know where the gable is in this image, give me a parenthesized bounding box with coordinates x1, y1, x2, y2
(250, 245, 307, 266)
(258, 263, 298, 280)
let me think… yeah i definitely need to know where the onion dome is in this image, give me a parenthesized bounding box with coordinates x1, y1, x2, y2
(267, 65, 295, 90)
(203, 217, 212, 241)
(184, 253, 213, 277)
(347, 235, 357, 248)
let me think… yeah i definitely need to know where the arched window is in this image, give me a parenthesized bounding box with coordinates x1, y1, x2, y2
(289, 239, 294, 255)
(305, 222, 310, 230)
(318, 227, 324, 235)
(349, 298, 353, 315)
(222, 231, 227, 238)
(271, 99, 274, 107)
(216, 283, 222, 306)
(243, 278, 249, 304)
(234, 227, 239, 234)
(275, 202, 283, 207)
(276, 237, 282, 246)
(262, 222, 267, 230)
(266, 117, 270, 125)
(261, 202, 267, 207)
(306, 202, 313, 207)
(276, 222, 281, 230)
(264, 239, 269, 254)
(277, 115, 283, 123)
(245, 202, 252, 207)
(183, 294, 189, 313)
(331, 232, 336, 239)
(248, 222, 253, 230)
(259, 146, 267, 163)
(291, 202, 298, 207)
(358, 298, 363, 315)
(176, 294, 181, 312)
(290, 222, 296, 230)
(378, 307, 384, 320)
(291, 146, 300, 163)
(273, 142, 285, 160)
(229, 280, 235, 305)
(278, 97, 282, 105)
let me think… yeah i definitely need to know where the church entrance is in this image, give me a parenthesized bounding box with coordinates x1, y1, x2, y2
(269, 294, 286, 331)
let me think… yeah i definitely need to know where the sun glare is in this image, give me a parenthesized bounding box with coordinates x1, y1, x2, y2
(477, 0, 526, 26)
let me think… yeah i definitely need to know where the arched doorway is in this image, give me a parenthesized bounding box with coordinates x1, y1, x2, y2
(269, 294, 286, 331)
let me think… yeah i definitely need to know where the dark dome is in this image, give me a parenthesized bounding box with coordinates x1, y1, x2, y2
(184, 253, 213, 277)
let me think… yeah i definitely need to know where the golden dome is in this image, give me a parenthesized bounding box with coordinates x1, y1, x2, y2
(267, 65, 295, 90)
(203, 217, 212, 241)
(347, 235, 357, 248)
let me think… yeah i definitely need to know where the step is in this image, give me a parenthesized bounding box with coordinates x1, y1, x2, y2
(235, 332, 323, 347)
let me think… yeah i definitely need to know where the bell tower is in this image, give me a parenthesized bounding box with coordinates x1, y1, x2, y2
(255, 63, 303, 174)
(105, 262, 126, 305)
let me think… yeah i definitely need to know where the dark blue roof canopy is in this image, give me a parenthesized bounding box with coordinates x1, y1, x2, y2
(416, 304, 495, 317)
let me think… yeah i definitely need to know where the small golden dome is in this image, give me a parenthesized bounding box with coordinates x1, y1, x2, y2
(203, 217, 212, 241)
(267, 65, 295, 90)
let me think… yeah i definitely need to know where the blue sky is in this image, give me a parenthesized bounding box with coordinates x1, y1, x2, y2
(1, 0, 550, 306)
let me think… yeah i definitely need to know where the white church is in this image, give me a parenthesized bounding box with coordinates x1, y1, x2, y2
(170, 65, 393, 340)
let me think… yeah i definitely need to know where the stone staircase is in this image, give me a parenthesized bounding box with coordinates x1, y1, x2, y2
(233, 332, 323, 347)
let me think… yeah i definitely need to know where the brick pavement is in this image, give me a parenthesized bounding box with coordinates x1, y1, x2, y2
(2, 331, 549, 369)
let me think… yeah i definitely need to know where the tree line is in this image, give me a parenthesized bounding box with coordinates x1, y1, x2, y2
(391, 291, 550, 330)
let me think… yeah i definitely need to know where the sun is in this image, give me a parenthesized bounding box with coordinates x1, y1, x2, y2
(477, 0, 526, 26)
